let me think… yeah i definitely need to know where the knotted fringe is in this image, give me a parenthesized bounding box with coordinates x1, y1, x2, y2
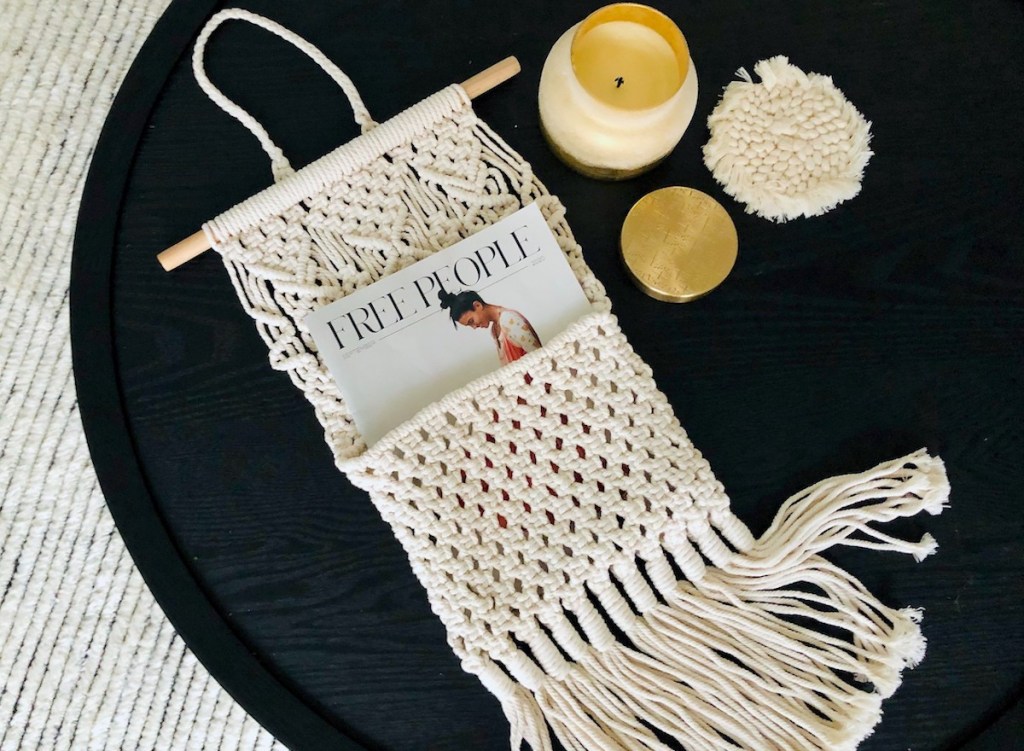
(482, 449, 949, 751)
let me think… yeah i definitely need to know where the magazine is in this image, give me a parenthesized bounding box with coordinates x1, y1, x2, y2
(305, 203, 594, 446)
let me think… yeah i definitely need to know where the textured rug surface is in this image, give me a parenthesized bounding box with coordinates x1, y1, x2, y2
(0, 2, 285, 748)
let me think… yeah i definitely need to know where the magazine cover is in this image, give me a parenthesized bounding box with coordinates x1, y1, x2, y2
(305, 203, 594, 445)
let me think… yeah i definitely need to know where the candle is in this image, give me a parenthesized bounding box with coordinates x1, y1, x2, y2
(538, 3, 697, 180)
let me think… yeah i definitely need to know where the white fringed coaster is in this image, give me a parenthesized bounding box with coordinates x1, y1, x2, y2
(703, 55, 873, 222)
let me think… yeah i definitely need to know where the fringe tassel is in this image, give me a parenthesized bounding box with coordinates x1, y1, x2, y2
(734, 448, 949, 571)
(505, 682, 553, 751)
(479, 450, 949, 751)
(474, 657, 553, 751)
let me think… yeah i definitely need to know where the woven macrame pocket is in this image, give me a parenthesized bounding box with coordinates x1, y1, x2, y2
(194, 11, 949, 751)
(339, 309, 745, 664)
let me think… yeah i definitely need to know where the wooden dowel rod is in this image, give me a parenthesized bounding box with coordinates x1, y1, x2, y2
(157, 230, 210, 271)
(460, 56, 521, 99)
(157, 56, 521, 272)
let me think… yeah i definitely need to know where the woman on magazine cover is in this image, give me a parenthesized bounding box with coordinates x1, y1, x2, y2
(439, 289, 541, 365)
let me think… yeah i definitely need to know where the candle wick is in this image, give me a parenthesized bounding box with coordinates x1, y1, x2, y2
(615, 77, 625, 88)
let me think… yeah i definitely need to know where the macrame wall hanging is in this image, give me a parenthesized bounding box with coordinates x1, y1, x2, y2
(188, 10, 949, 750)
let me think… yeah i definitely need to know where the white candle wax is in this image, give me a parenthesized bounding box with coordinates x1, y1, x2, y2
(538, 4, 698, 179)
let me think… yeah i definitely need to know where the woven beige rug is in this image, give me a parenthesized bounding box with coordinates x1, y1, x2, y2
(0, 2, 284, 748)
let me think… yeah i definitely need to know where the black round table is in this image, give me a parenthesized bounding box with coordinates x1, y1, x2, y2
(71, 1, 1023, 748)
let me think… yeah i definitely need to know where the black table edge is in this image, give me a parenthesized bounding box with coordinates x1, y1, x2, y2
(70, 1, 365, 748)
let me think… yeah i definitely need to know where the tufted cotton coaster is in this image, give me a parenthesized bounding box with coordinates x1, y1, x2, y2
(194, 12, 947, 750)
(703, 55, 873, 222)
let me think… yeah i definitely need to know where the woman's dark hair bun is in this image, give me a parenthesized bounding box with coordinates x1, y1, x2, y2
(439, 288, 487, 328)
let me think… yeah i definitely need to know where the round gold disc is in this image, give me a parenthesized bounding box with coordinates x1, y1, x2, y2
(620, 187, 738, 302)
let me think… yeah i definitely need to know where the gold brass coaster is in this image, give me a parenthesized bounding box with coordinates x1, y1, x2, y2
(620, 187, 738, 302)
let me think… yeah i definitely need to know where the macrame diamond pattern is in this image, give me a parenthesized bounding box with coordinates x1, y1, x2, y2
(342, 313, 736, 662)
(209, 93, 610, 462)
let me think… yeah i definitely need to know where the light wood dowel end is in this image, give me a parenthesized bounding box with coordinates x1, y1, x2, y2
(157, 230, 211, 271)
(461, 56, 521, 100)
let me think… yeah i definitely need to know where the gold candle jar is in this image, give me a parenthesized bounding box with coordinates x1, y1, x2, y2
(538, 3, 698, 180)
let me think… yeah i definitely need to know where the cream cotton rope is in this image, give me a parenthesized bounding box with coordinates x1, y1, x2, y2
(195, 11, 948, 750)
(703, 55, 873, 222)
